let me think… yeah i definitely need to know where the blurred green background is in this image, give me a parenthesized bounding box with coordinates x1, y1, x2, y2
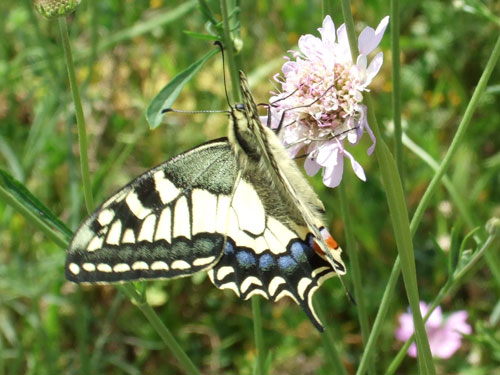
(0, 0, 499, 374)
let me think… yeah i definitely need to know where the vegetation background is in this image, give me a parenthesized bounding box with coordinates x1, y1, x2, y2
(0, 0, 499, 374)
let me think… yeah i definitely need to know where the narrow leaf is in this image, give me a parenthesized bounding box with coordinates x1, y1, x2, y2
(146, 49, 218, 128)
(0, 169, 73, 240)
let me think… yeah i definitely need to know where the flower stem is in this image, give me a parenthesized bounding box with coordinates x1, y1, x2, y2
(252, 297, 266, 375)
(340, 2, 435, 373)
(119, 284, 201, 375)
(338, 182, 373, 375)
(357, 34, 500, 375)
(391, 0, 404, 184)
(220, 2, 266, 373)
(340, 1, 435, 373)
(58, 17, 94, 213)
(220, 0, 242, 102)
(314, 297, 348, 375)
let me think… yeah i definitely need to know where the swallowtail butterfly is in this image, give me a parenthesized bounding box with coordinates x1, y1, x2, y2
(66, 71, 346, 331)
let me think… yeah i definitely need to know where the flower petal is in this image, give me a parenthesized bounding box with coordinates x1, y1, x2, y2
(318, 15, 336, 47)
(395, 312, 415, 341)
(445, 311, 472, 335)
(365, 51, 384, 83)
(343, 148, 366, 181)
(316, 142, 338, 166)
(298, 34, 323, 60)
(358, 16, 389, 55)
(322, 154, 344, 188)
(304, 155, 321, 176)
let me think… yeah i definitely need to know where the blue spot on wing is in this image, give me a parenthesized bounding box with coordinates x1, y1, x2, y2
(259, 254, 274, 271)
(278, 255, 298, 272)
(290, 241, 309, 262)
(224, 241, 235, 255)
(236, 250, 256, 268)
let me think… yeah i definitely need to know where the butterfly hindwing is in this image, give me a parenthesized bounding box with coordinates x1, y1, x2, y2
(66, 139, 237, 283)
(208, 174, 336, 330)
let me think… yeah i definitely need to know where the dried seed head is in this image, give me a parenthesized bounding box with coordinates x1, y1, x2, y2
(33, 0, 81, 19)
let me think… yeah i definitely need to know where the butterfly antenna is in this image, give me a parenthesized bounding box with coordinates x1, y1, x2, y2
(214, 41, 232, 108)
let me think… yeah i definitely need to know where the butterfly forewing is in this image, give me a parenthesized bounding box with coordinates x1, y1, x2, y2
(66, 140, 236, 283)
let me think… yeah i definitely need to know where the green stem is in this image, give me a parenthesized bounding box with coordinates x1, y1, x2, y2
(357, 34, 500, 375)
(220, 0, 242, 102)
(386, 233, 496, 374)
(338, 182, 373, 375)
(252, 297, 266, 375)
(341, 1, 435, 372)
(391, 0, 404, 184)
(58, 17, 94, 213)
(220, 2, 265, 372)
(120, 284, 201, 375)
(314, 297, 347, 375)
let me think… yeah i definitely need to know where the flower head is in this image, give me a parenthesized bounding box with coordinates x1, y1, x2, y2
(395, 302, 472, 359)
(269, 15, 389, 187)
(33, 0, 81, 19)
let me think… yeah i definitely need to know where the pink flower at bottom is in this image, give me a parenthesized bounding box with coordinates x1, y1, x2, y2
(395, 302, 472, 359)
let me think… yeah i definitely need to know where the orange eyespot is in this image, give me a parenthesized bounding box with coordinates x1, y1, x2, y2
(313, 228, 339, 256)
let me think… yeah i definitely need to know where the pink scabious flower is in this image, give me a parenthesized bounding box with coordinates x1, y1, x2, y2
(268, 15, 389, 187)
(395, 302, 472, 359)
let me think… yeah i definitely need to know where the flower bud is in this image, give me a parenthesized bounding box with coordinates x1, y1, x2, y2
(486, 217, 500, 236)
(33, 0, 81, 19)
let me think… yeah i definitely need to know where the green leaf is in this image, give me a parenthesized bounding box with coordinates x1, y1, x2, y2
(146, 49, 219, 129)
(0, 169, 73, 240)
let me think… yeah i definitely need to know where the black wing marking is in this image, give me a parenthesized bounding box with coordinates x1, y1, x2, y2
(66, 139, 237, 283)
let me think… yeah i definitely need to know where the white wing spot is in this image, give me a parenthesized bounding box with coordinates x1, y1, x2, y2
(122, 228, 136, 244)
(267, 217, 296, 247)
(275, 289, 299, 304)
(268, 276, 286, 296)
(97, 263, 112, 273)
(192, 256, 216, 267)
(232, 180, 266, 235)
(151, 261, 169, 271)
(125, 191, 151, 219)
(68, 263, 80, 275)
(155, 208, 172, 243)
(244, 289, 268, 300)
(191, 189, 217, 235)
(311, 266, 331, 278)
(138, 214, 156, 242)
(254, 236, 269, 254)
(171, 260, 191, 270)
(240, 276, 263, 293)
(87, 236, 104, 252)
(132, 261, 149, 270)
(173, 196, 191, 239)
(154, 171, 180, 204)
(215, 195, 231, 234)
(113, 263, 131, 273)
(106, 220, 122, 245)
(97, 209, 114, 226)
(216, 266, 234, 280)
(263, 228, 285, 254)
(297, 277, 312, 300)
(218, 281, 240, 297)
(82, 263, 96, 272)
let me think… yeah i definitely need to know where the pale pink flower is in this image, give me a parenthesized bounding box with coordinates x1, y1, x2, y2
(395, 302, 472, 359)
(268, 15, 389, 187)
